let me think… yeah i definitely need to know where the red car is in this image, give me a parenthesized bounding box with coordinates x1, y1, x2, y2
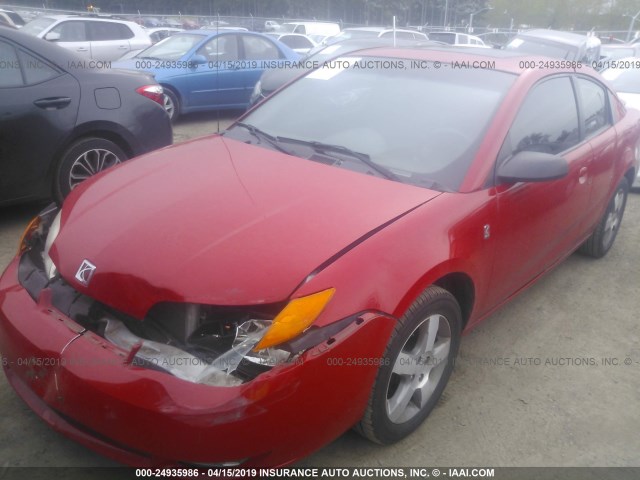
(1, 48, 638, 467)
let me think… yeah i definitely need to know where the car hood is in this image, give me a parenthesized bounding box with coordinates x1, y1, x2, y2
(51, 135, 440, 319)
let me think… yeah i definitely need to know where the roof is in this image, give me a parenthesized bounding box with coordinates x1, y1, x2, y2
(345, 27, 417, 33)
(515, 29, 590, 46)
(31, 14, 140, 25)
(345, 45, 564, 76)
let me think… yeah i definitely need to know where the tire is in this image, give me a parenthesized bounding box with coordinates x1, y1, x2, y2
(55, 137, 127, 203)
(163, 88, 180, 122)
(356, 285, 462, 444)
(579, 177, 629, 258)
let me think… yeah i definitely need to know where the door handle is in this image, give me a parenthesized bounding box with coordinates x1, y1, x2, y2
(76, 47, 89, 52)
(118, 45, 128, 49)
(578, 166, 588, 184)
(34, 97, 72, 110)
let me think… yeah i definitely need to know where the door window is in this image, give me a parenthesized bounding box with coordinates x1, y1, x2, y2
(197, 35, 239, 62)
(50, 21, 87, 42)
(508, 76, 580, 155)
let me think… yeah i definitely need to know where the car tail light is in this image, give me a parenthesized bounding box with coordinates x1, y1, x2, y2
(136, 85, 164, 105)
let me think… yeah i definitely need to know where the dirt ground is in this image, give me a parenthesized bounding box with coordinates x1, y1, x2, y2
(0, 111, 638, 469)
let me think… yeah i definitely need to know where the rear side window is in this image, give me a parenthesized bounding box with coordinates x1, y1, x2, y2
(575, 77, 611, 137)
(89, 21, 131, 41)
(117, 23, 135, 39)
(18, 50, 59, 84)
(50, 21, 87, 42)
(0, 42, 58, 87)
(198, 35, 239, 62)
(508, 76, 580, 155)
(242, 35, 281, 60)
(0, 41, 22, 87)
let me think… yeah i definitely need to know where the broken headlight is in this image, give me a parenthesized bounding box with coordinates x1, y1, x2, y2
(102, 288, 335, 387)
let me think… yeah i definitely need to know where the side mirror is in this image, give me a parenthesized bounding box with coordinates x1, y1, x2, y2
(190, 54, 207, 66)
(497, 150, 569, 184)
(44, 31, 61, 41)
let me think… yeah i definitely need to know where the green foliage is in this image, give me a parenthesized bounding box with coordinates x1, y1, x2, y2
(31, 0, 488, 25)
(486, 0, 637, 31)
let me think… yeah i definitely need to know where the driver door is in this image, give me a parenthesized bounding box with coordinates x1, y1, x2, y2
(488, 75, 592, 306)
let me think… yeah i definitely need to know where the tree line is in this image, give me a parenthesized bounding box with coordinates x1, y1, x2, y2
(12, 0, 640, 31)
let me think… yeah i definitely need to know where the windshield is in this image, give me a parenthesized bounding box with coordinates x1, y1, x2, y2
(602, 65, 640, 94)
(136, 33, 204, 60)
(6, 12, 24, 26)
(21, 16, 56, 35)
(227, 56, 515, 191)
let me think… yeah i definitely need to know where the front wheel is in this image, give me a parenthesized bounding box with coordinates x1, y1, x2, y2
(55, 137, 127, 203)
(356, 286, 461, 444)
(579, 177, 629, 258)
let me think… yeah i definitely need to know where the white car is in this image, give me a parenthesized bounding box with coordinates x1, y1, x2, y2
(21, 15, 151, 61)
(428, 31, 488, 47)
(265, 33, 317, 54)
(264, 20, 280, 32)
(601, 58, 640, 188)
(280, 21, 341, 38)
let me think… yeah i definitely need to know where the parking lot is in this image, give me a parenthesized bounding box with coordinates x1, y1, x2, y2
(0, 111, 639, 469)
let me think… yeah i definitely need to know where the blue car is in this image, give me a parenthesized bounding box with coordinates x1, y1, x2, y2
(113, 30, 300, 121)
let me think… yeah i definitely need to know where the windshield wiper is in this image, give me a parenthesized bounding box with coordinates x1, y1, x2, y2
(276, 137, 400, 181)
(234, 122, 292, 155)
(410, 175, 453, 192)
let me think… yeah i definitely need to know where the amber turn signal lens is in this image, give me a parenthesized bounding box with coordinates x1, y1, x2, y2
(18, 216, 42, 255)
(253, 288, 336, 351)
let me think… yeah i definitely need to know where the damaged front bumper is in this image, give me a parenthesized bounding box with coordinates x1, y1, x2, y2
(0, 257, 395, 467)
